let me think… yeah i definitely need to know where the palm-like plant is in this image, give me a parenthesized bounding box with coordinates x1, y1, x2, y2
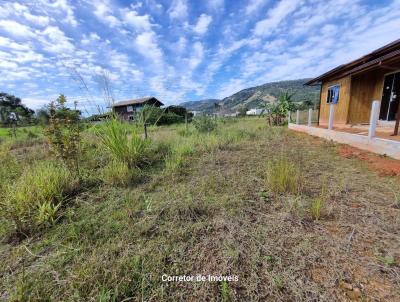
(265, 91, 296, 126)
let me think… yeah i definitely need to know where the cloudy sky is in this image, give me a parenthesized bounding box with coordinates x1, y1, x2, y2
(1, 0, 400, 113)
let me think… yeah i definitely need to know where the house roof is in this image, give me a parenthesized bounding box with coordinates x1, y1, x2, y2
(111, 97, 164, 107)
(306, 39, 400, 85)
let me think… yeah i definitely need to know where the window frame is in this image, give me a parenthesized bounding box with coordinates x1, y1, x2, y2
(326, 84, 340, 104)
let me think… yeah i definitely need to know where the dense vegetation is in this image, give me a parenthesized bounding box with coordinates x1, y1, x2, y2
(0, 112, 399, 301)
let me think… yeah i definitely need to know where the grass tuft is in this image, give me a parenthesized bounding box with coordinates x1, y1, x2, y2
(0, 161, 75, 234)
(101, 160, 139, 186)
(265, 156, 301, 194)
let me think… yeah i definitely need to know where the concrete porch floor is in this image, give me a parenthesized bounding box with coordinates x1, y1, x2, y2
(316, 123, 400, 142)
(289, 123, 400, 160)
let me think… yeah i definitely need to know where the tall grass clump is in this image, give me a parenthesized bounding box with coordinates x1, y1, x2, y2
(165, 140, 195, 172)
(265, 156, 301, 194)
(0, 161, 75, 234)
(96, 118, 150, 169)
(101, 160, 138, 186)
(310, 186, 327, 221)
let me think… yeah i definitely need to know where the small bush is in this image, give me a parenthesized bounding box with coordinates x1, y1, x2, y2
(192, 115, 218, 133)
(266, 157, 301, 194)
(101, 160, 138, 186)
(0, 161, 75, 234)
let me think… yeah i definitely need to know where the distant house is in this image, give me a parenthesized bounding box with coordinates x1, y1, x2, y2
(112, 97, 163, 121)
(246, 108, 265, 116)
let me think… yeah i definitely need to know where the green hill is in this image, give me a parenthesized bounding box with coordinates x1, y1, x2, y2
(181, 79, 320, 112)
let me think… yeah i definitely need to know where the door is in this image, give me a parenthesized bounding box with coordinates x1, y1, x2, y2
(380, 72, 400, 121)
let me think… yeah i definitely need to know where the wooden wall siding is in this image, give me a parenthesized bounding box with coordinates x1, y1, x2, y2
(319, 76, 351, 125)
(348, 70, 386, 124)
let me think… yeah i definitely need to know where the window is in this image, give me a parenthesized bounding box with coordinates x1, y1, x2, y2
(128, 115, 134, 121)
(327, 85, 340, 104)
(127, 105, 134, 112)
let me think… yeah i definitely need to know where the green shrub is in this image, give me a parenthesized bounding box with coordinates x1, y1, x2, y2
(265, 157, 301, 194)
(157, 112, 184, 125)
(101, 160, 138, 186)
(192, 115, 218, 133)
(44, 95, 82, 177)
(96, 118, 150, 169)
(0, 161, 75, 233)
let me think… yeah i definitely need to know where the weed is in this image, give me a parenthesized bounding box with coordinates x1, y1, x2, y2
(266, 156, 301, 194)
(101, 160, 138, 186)
(0, 161, 75, 234)
(310, 186, 327, 221)
(96, 118, 150, 169)
(273, 276, 285, 291)
(310, 197, 324, 221)
(377, 255, 396, 267)
(165, 140, 195, 172)
(220, 281, 232, 302)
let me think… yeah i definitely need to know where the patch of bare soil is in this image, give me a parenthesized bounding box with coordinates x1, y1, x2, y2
(338, 145, 400, 176)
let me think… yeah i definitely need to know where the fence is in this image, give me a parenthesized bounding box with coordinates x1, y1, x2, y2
(289, 101, 385, 139)
(288, 109, 319, 126)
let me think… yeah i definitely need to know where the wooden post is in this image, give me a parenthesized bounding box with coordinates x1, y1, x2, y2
(328, 104, 334, 130)
(12, 121, 17, 138)
(144, 123, 148, 139)
(308, 108, 312, 127)
(296, 110, 299, 125)
(288, 111, 291, 123)
(185, 113, 188, 132)
(393, 101, 400, 136)
(368, 100, 380, 139)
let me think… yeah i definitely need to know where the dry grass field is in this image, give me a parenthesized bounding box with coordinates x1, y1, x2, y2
(0, 118, 399, 301)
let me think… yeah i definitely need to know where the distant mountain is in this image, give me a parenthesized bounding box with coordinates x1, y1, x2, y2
(179, 99, 219, 112)
(180, 79, 320, 112)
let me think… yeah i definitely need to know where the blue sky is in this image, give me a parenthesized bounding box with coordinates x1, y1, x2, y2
(1, 0, 400, 114)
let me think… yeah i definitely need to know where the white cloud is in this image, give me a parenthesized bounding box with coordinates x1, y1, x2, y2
(189, 42, 204, 70)
(23, 12, 50, 27)
(0, 20, 35, 38)
(253, 0, 301, 36)
(81, 32, 101, 45)
(0, 37, 31, 51)
(135, 31, 163, 65)
(39, 26, 75, 54)
(245, 0, 269, 15)
(122, 10, 153, 31)
(93, 1, 121, 27)
(168, 0, 188, 20)
(216, 78, 246, 99)
(49, 0, 78, 27)
(193, 14, 212, 35)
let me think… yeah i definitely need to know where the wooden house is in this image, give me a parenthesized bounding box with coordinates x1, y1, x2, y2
(306, 39, 400, 130)
(112, 97, 163, 121)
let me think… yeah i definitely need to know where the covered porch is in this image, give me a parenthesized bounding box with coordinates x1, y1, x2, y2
(289, 103, 400, 159)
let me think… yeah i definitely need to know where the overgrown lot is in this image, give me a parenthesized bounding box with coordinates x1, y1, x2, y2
(0, 118, 399, 301)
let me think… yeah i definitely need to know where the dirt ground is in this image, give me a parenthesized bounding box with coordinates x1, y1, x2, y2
(338, 144, 400, 176)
